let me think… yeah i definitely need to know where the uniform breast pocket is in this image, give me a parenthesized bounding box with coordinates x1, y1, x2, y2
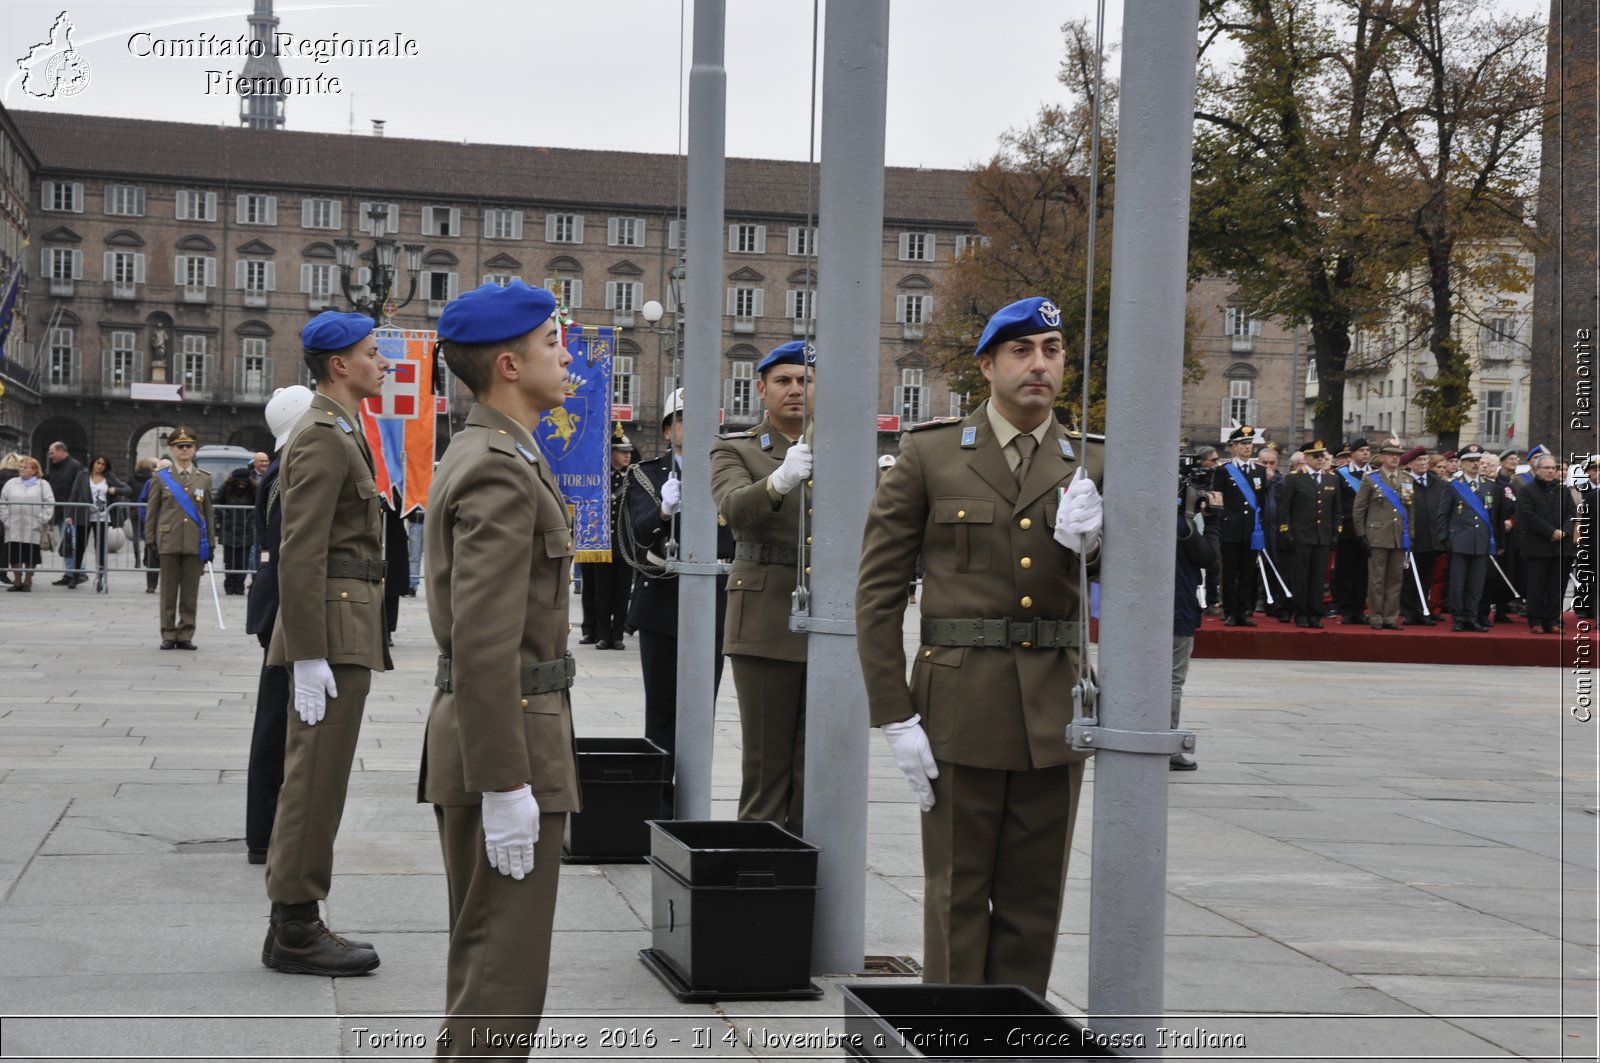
(931, 498, 995, 574)
(355, 477, 381, 533)
(536, 527, 575, 608)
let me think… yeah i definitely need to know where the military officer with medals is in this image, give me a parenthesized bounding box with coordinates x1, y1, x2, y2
(1208, 424, 1268, 626)
(261, 311, 391, 977)
(1331, 437, 1374, 623)
(418, 282, 580, 1057)
(1436, 443, 1498, 632)
(1400, 447, 1442, 625)
(1352, 441, 1414, 630)
(1278, 440, 1339, 627)
(626, 388, 734, 769)
(710, 340, 816, 834)
(856, 296, 1105, 994)
(145, 426, 215, 650)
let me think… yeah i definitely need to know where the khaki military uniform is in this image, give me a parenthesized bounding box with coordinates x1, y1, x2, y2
(265, 392, 392, 906)
(856, 401, 1102, 994)
(145, 464, 214, 643)
(1353, 469, 1414, 627)
(710, 417, 810, 833)
(420, 403, 580, 1055)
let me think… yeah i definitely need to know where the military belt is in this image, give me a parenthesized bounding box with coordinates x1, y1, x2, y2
(434, 653, 576, 695)
(327, 558, 386, 582)
(920, 617, 1086, 650)
(734, 541, 802, 565)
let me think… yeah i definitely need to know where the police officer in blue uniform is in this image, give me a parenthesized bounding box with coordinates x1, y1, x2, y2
(1437, 443, 1498, 632)
(1209, 425, 1267, 626)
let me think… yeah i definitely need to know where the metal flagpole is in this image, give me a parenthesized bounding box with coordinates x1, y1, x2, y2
(797, 0, 888, 977)
(1084, 0, 1201, 1049)
(672, 0, 727, 821)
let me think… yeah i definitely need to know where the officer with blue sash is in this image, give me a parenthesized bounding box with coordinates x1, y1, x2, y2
(1436, 443, 1498, 632)
(1352, 442, 1414, 629)
(1209, 424, 1267, 626)
(1332, 437, 1374, 623)
(145, 426, 214, 650)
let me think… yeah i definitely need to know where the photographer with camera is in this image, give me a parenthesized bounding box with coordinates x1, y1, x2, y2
(1172, 465, 1222, 770)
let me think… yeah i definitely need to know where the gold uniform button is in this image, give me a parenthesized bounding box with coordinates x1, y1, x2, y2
(957, 509, 967, 519)
(806, 479, 814, 489)
(1020, 595, 1033, 608)
(735, 579, 744, 587)
(806, 536, 813, 545)
(498, 429, 508, 435)
(805, 566, 811, 574)
(520, 698, 529, 708)
(1020, 517, 1032, 530)
(923, 649, 932, 658)
(340, 591, 349, 600)
(1020, 557, 1033, 569)
(567, 623, 572, 632)
(1020, 641, 1033, 649)
(718, 515, 728, 526)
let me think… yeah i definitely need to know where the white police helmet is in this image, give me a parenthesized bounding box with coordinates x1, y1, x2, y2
(661, 387, 685, 426)
(266, 385, 316, 451)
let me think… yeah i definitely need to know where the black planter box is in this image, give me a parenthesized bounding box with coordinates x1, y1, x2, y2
(639, 820, 822, 1001)
(839, 984, 1131, 1060)
(562, 737, 673, 864)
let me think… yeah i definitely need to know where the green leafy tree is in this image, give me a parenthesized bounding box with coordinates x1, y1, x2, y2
(1369, 0, 1545, 449)
(927, 20, 1124, 431)
(1191, 0, 1415, 448)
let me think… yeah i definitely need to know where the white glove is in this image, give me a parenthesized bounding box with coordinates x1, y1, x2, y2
(1054, 468, 1103, 553)
(768, 443, 813, 495)
(661, 473, 682, 517)
(292, 658, 338, 726)
(881, 714, 939, 813)
(481, 785, 539, 880)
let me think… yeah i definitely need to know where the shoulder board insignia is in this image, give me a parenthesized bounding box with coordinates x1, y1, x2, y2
(1058, 438, 1075, 460)
(334, 416, 354, 434)
(514, 443, 540, 465)
(1064, 430, 1107, 443)
(717, 430, 747, 440)
(961, 425, 977, 448)
(759, 433, 772, 451)
(906, 416, 962, 433)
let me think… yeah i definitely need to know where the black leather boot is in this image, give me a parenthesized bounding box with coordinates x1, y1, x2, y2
(264, 902, 379, 976)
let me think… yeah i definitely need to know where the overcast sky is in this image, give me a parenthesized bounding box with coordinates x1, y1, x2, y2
(3, 0, 1124, 172)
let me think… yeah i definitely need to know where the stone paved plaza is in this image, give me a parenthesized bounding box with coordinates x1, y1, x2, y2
(0, 577, 1595, 1060)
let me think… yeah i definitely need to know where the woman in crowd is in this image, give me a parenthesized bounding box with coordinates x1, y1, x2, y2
(1, 456, 57, 591)
(67, 455, 133, 590)
(0, 452, 20, 584)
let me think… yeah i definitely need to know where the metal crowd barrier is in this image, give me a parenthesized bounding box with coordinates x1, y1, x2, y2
(0, 500, 259, 593)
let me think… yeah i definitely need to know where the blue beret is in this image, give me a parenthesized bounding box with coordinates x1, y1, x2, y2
(437, 281, 558, 344)
(975, 296, 1064, 356)
(756, 340, 816, 375)
(301, 311, 374, 353)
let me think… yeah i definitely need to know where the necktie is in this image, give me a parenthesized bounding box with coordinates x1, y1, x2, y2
(1014, 433, 1036, 488)
(1315, 473, 1322, 486)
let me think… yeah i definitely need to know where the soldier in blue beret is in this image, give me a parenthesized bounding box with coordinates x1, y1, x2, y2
(857, 294, 1105, 994)
(261, 309, 391, 976)
(421, 278, 580, 1049)
(709, 339, 817, 833)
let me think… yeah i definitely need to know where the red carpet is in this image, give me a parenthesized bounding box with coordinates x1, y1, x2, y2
(1189, 612, 1596, 667)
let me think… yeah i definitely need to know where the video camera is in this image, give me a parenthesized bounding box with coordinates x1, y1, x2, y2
(1177, 454, 1211, 518)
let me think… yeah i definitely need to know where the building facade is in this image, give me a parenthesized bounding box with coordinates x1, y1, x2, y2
(1180, 276, 1307, 449)
(8, 109, 976, 468)
(0, 106, 40, 454)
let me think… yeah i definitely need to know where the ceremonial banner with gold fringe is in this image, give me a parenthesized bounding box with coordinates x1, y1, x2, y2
(539, 324, 614, 562)
(359, 328, 436, 515)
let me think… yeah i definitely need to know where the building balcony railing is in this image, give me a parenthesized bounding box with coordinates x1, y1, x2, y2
(1231, 335, 1254, 352)
(108, 282, 140, 301)
(902, 322, 925, 341)
(428, 298, 447, 318)
(49, 278, 74, 297)
(732, 315, 757, 334)
(613, 310, 636, 328)
(791, 318, 814, 336)
(307, 294, 332, 311)
(243, 290, 269, 308)
(181, 286, 211, 305)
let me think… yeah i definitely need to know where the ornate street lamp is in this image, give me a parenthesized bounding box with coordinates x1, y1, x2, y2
(333, 204, 425, 324)
(640, 265, 686, 426)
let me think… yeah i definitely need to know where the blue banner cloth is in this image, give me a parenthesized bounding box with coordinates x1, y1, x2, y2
(538, 325, 615, 562)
